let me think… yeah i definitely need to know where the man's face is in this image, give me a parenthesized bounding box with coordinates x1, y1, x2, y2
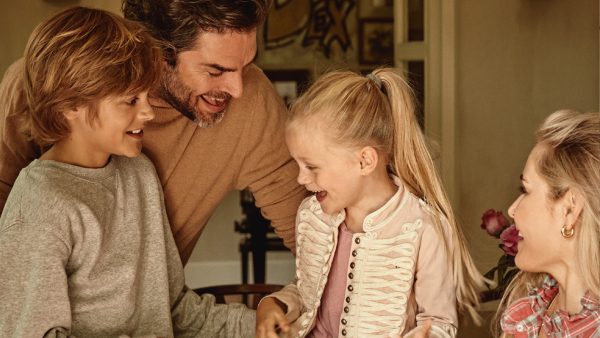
(161, 29, 257, 127)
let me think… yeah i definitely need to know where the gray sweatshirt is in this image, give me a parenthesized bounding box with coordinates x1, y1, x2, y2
(0, 155, 255, 338)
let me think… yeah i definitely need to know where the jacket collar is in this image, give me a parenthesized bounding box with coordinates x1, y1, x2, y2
(310, 175, 410, 233)
(361, 175, 408, 232)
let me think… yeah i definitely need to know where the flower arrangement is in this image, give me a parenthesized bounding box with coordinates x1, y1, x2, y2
(480, 209, 520, 301)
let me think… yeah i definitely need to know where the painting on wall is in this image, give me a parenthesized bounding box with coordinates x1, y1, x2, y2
(263, 0, 356, 58)
(358, 18, 394, 65)
(263, 69, 311, 107)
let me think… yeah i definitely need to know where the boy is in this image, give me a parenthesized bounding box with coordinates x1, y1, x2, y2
(0, 7, 254, 337)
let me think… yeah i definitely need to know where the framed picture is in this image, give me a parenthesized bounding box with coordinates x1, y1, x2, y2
(263, 69, 311, 107)
(358, 18, 394, 66)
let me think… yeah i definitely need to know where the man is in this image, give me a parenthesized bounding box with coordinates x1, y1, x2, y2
(0, 0, 306, 264)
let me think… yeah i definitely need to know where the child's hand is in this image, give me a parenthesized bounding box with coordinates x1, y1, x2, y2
(256, 297, 290, 338)
(402, 319, 432, 338)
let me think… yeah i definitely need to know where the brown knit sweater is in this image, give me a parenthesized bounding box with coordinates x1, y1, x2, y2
(0, 59, 306, 263)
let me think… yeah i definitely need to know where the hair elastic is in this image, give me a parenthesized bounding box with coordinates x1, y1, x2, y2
(366, 73, 383, 91)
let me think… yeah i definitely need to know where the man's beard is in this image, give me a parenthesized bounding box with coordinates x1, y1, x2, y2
(160, 65, 229, 128)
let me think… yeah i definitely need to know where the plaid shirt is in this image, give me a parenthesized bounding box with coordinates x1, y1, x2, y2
(501, 275, 600, 338)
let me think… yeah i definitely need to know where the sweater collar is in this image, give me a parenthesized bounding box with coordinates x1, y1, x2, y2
(32, 156, 116, 181)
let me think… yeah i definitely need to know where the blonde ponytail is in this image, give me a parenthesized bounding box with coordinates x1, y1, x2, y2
(374, 68, 487, 323)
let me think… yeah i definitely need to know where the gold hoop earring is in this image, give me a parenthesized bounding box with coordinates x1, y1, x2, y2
(561, 226, 574, 238)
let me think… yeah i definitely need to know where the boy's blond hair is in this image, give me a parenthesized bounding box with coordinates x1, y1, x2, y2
(21, 6, 162, 146)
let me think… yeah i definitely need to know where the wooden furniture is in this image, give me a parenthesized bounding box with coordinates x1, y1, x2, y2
(235, 189, 288, 284)
(193, 283, 284, 309)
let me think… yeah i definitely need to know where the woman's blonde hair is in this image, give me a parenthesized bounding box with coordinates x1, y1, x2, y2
(494, 110, 600, 337)
(288, 68, 487, 322)
(21, 6, 162, 146)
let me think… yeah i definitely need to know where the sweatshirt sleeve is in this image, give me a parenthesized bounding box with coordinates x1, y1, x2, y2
(408, 223, 458, 338)
(234, 66, 307, 253)
(0, 221, 73, 338)
(171, 287, 256, 338)
(0, 59, 42, 211)
(155, 171, 256, 338)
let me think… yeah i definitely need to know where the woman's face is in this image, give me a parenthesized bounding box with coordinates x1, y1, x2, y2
(508, 145, 570, 273)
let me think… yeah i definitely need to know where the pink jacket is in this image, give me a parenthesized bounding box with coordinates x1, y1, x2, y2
(269, 177, 458, 338)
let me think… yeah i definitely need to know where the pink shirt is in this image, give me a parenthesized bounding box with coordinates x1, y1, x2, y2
(308, 223, 353, 338)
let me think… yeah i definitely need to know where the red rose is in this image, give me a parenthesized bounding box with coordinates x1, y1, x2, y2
(480, 209, 510, 238)
(500, 225, 519, 256)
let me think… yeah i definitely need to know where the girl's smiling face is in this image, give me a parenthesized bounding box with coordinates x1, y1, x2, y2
(285, 121, 363, 215)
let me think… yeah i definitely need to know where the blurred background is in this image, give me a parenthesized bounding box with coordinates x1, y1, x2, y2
(1, 0, 598, 335)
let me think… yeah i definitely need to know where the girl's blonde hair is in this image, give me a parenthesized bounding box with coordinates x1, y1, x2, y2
(494, 110, 600, 337)
(21, 6, 162, 146)
(288, 68, 487, 322)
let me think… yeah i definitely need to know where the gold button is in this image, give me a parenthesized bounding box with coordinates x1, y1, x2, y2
(344, 306, 349, 313)
(342, 329, 347, 335)
(348, 272, 354, 279)
(341, 318, 347, 325)
(348, 285, 353, 292)
(350, 262, 355, 269)
(346, 296, 350, 303)
(355, 237, 360, 244)
(352, 250, 357, 257)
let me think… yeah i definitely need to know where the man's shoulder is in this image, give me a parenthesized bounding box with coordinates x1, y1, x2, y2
(0, 58, 26, 118)
(0, 58, 25, 95)
(239, 64, 280, 101)
(243, 64, 271, 88)
(230, 64, 286, 122)
(1, 58, 24, 83)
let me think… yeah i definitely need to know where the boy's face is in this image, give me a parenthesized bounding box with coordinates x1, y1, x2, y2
(71, 91, 155, 166)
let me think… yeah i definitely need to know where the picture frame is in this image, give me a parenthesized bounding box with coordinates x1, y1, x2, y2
(358, 18, 394, 66)
(263, 69, 311, 107)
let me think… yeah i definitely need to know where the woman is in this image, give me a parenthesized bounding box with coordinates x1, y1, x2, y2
(496, 110, 600, 337)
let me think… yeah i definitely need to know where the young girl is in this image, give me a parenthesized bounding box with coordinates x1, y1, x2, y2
(496, 110, 599, 338)
(0, 7, 254, 337)
(256, 69, 486, 338)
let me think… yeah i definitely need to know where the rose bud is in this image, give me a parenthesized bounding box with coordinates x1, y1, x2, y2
(481, 209, 509, 238)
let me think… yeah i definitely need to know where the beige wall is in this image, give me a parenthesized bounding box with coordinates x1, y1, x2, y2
(0, 0, 121, 75)
(455, 0, 599, 276)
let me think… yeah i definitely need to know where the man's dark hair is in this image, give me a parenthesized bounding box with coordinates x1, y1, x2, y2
(123, 0, 271, 64)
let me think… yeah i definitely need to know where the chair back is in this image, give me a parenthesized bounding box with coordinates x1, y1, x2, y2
(193, 283, 284, 309)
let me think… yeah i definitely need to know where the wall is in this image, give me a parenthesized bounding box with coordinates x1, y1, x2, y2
(456, 0, 598, 299)
(0, 0, 120, 75)
(184, 191, 295, 288)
